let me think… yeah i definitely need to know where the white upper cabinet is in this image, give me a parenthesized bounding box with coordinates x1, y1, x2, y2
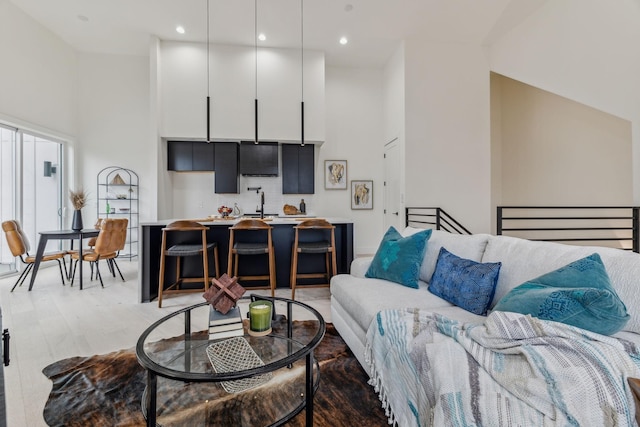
(160, 41, 325, 143)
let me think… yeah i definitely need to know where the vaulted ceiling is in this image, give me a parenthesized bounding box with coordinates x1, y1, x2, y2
(9, 0, 548, 67)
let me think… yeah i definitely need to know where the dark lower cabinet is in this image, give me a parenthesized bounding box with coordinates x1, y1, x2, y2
(214, 142, 239, 193)
(282, 144, 315, 194)
(167, 141, 215, 171)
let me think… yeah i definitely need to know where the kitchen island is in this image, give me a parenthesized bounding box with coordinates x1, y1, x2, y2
(138, 217, 353, 303)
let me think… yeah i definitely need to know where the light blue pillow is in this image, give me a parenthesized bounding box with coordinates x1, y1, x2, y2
(493, 253, 629, 335)
(429, 247, 502, 315)
(365, 227, 432, 289)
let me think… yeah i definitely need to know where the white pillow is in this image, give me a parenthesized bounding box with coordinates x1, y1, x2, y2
(402, 227, 490, 283)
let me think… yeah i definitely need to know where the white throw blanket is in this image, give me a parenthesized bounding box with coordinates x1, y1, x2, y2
(365, 308, 640, 427)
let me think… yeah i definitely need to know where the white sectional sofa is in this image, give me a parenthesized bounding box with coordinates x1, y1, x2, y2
(330, 228, 640, 425)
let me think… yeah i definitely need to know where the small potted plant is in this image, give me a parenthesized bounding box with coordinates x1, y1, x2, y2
(69, 188, 88, 230)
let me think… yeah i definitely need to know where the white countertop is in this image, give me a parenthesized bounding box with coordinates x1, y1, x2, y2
(140, 216, 353, 226)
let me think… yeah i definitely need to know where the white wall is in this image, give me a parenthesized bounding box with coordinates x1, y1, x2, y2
(404, 38, 492, 233)
(0, 0, 77, 138)
(324, 67, 385, 255)
(383, 44, 405, 145)
(489, 72, 503, 232)
(77, 53, 152, 226)
(490, 0, 640, 202)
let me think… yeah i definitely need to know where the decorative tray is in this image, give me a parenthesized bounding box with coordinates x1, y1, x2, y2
(206, 337, 272, 393)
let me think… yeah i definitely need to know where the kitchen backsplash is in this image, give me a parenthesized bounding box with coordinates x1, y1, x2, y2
(214, 175, 315, 217)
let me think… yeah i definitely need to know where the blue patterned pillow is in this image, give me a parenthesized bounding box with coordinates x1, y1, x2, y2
(429, 247, 502, 315)
(493, 253, 629, 335)
(365, 227, 432, 289)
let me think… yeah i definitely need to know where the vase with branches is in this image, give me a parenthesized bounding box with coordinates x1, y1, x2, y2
(69, 188, 88, 230)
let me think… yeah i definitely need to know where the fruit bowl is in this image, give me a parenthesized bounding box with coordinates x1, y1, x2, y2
(218, 206, 232, 217)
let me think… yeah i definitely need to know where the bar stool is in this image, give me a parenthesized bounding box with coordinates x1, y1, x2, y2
(290, 219, 337, 300)
(227, 219, 276, 296)
(158, 220, 219, 308)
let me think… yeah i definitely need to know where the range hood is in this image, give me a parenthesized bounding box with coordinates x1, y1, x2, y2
(239, 141, 279, 176)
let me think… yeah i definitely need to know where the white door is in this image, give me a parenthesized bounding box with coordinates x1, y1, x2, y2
(384, 138, 403, 231)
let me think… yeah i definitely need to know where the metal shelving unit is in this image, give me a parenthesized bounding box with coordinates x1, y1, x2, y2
(97, 166, 139, 259)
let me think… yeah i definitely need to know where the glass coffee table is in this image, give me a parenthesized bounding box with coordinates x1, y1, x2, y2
(135, 296, 326, 427)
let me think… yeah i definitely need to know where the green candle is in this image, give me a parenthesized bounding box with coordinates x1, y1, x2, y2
(249, 300, 272, 334)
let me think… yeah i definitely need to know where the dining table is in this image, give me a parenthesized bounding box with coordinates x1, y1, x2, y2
(28, 228, 100, 291)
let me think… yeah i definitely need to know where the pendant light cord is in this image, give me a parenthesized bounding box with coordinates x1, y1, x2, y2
(255, 0, 258, 100)
(206, 0, 211, 142)
(207, 0, 210, 97)
(254, 0, 259, 144)
(301, 0, 304, 104)
(300, 0, 305, 147)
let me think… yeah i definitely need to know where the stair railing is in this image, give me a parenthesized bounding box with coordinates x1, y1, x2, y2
(405, 207, 472, 235)
(497, 206, 640, 252)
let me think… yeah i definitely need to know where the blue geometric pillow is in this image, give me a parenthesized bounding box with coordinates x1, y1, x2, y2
(365, 227, 432, 289)
(429, 247, 502, 315)
(492, 253, 629, 335)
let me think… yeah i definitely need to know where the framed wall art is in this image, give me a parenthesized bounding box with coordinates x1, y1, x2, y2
(351, 180, 373, 210)
(324, 160, 347, 190)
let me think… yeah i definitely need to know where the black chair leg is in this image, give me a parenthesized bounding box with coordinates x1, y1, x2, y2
(111, 259, 125, 281)
(70, 260, 78, 286)
(61, 257, 70, 280)
(11, 264, 33, 292)
(106, 259, 115, 277)
(95, 261, 105, 288)
(66, 255, 73, 280)
(56, 260, 66, 285)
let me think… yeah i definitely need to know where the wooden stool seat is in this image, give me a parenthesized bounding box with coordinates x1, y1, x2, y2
(290, 219, 337, 300)
(158, 220, 219, 308)
(227, 219, 276, 297)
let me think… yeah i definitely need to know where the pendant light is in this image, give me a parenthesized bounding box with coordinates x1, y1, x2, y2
(300, 0, 305, 147)
(254, 0, 259, 144)
(206, 0, 211, 142)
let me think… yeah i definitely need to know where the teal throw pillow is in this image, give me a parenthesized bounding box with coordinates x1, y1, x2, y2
(493, 253, 629, 335)
(365, 227, 432, 289)
(428, 247, 502, 315)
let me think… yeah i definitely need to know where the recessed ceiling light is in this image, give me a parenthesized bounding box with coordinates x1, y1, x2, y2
(176, 26, 185, 34)
(339, 37, 348, 45)
(77, 14, 89, 22)
(258, 33, 266, 41)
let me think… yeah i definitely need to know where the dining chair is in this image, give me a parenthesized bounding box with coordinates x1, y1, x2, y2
(1, 220, 67, 291)
(69, 218, 128, 287)
(66, 218, 103, 280)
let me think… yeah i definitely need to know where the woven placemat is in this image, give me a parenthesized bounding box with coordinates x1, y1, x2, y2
(206, 337, 273, 393)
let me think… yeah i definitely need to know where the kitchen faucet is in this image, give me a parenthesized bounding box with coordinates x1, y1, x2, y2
(247, 186, 265, 219)
(257, 191, 265, 219)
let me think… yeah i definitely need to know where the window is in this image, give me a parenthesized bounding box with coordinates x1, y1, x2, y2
(0, 125, 63, 276)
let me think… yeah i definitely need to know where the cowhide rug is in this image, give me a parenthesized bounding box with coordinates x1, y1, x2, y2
(43, 321, 388, 426)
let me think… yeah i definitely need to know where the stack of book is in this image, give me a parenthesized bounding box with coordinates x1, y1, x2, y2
(209, 306, 244, 340)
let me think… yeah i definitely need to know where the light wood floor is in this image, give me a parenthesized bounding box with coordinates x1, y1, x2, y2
(0, 259, 332, 426)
